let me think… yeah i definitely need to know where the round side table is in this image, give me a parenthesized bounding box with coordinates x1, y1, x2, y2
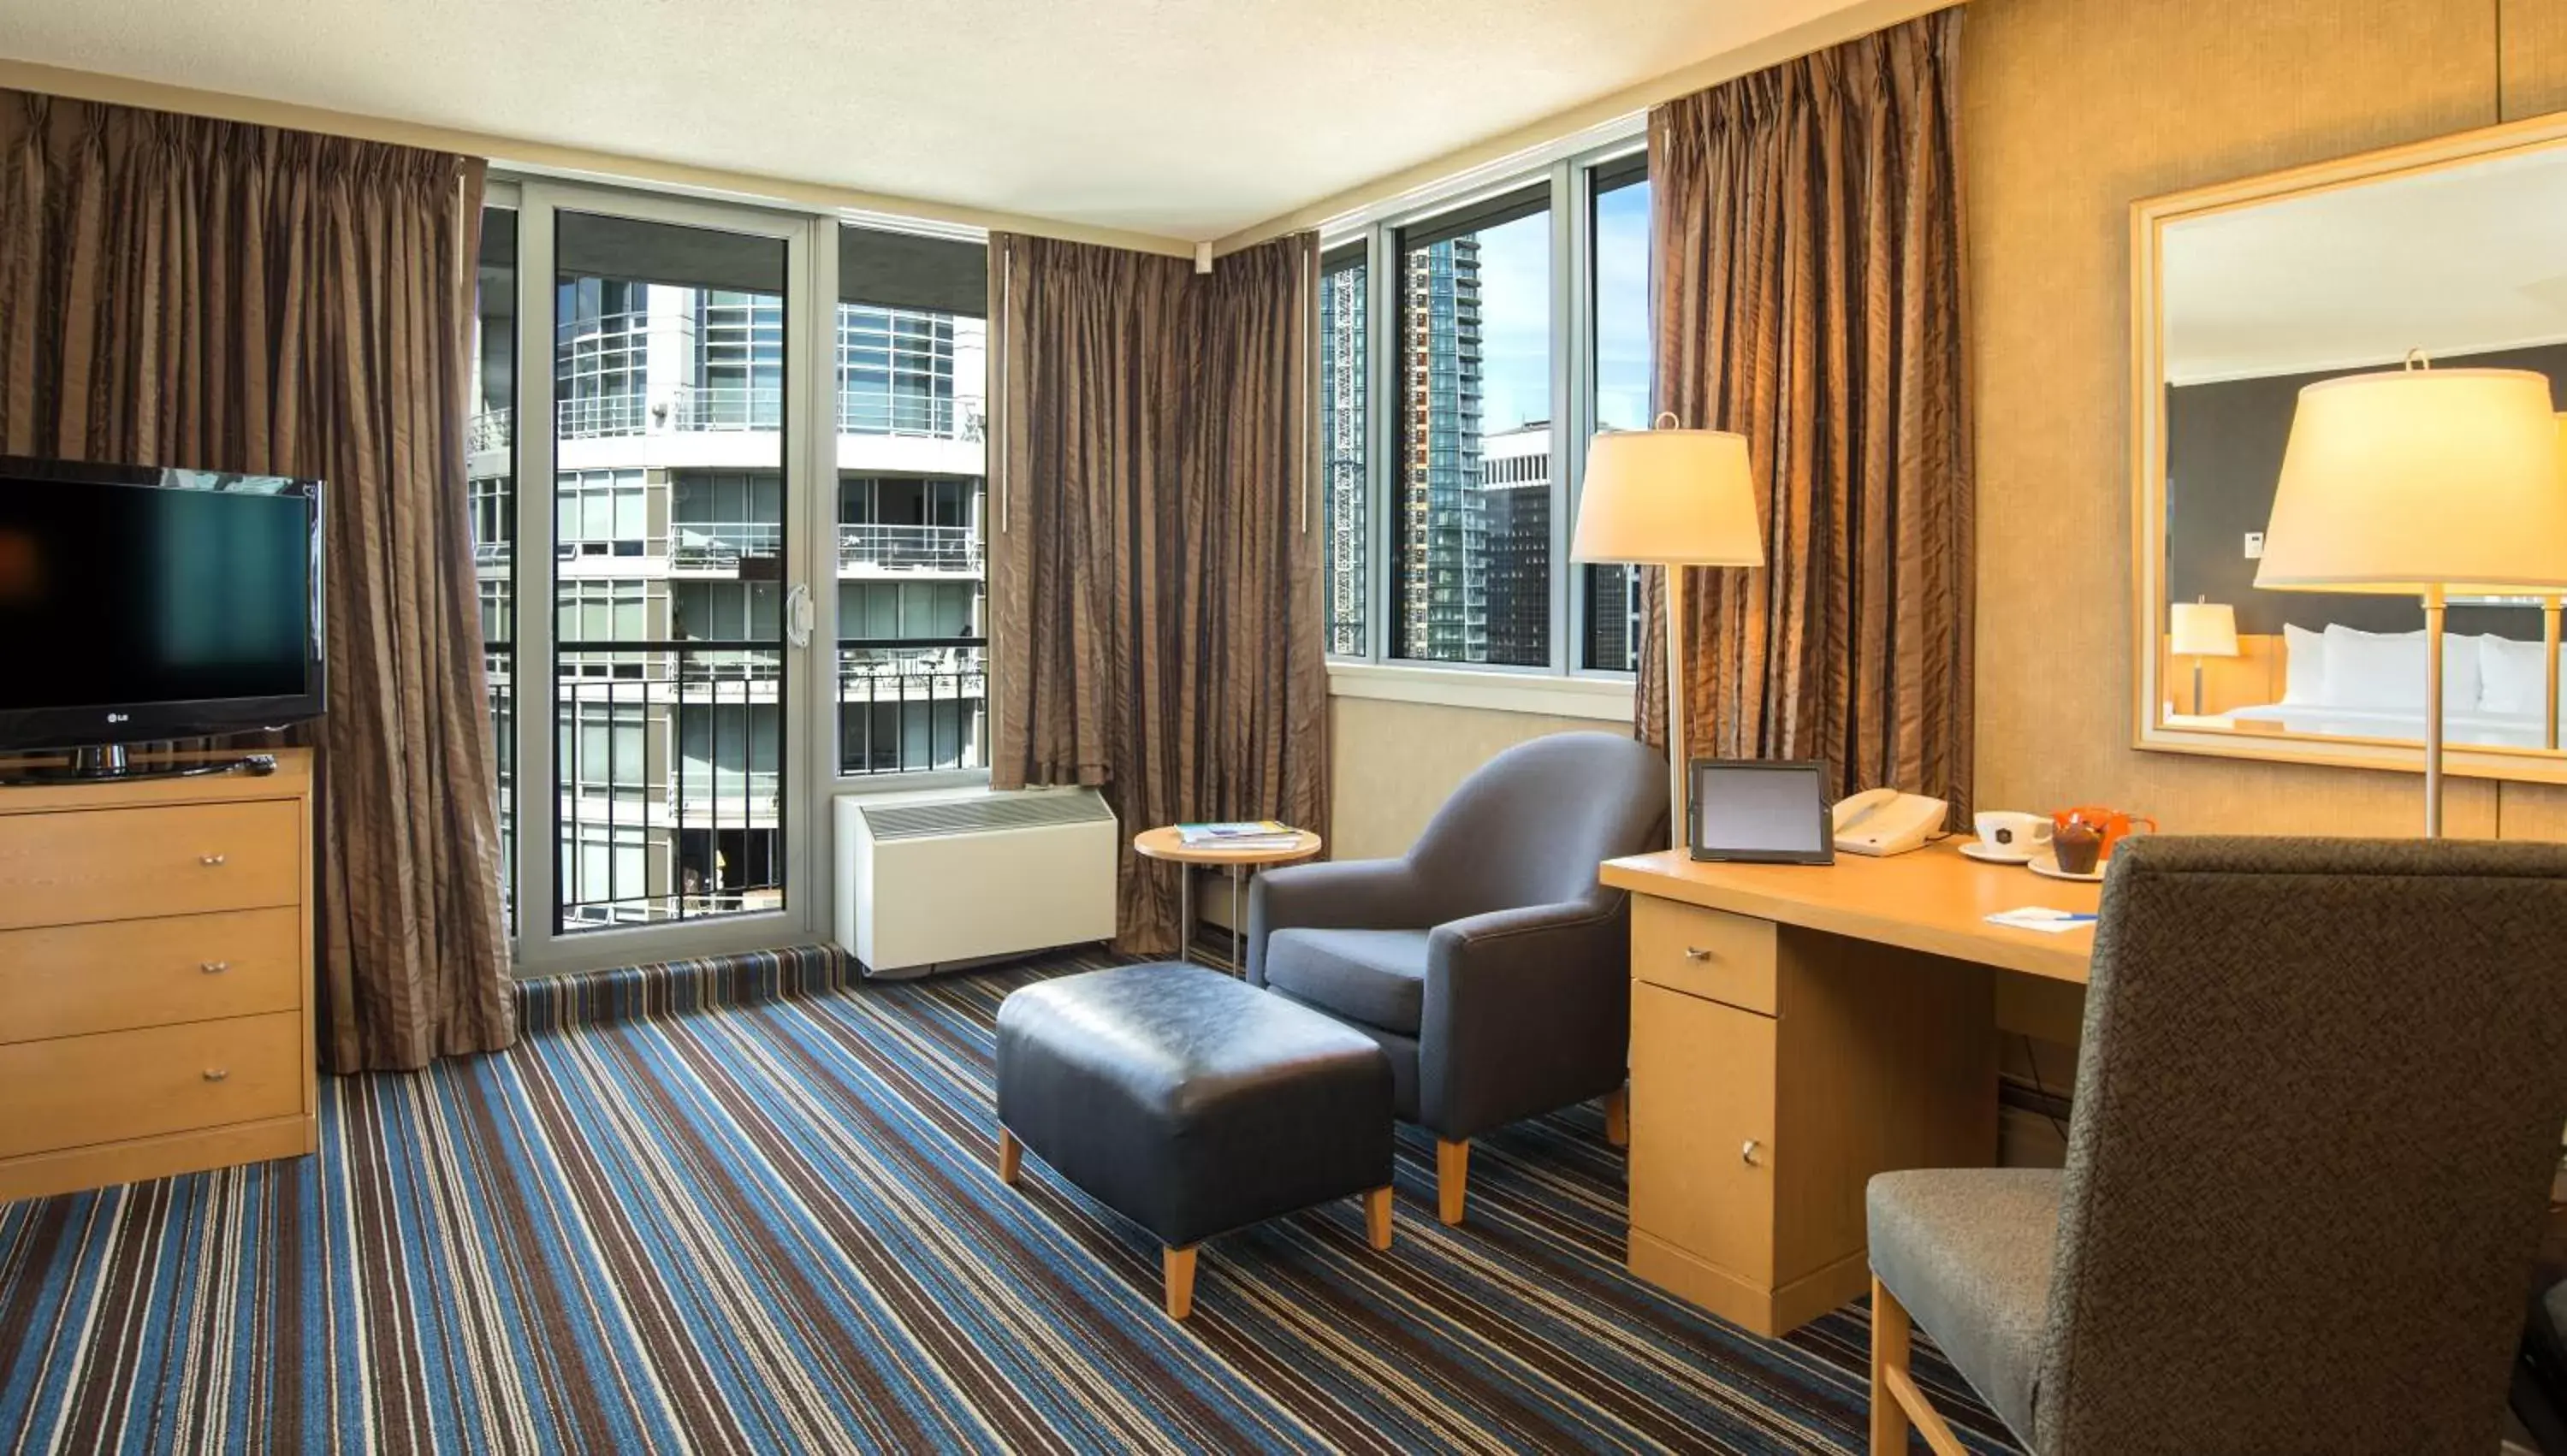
(1132, 826, 1323, 973)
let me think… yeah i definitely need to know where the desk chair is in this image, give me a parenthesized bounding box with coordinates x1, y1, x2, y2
(1867, 837, 2567, 1455)
(1245, 731, 1667, 1224)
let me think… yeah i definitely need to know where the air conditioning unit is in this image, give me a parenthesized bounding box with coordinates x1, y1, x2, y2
(833, 785, 1118, 978)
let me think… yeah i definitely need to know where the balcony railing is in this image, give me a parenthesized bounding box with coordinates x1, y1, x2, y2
(839, 523, 981, 573)
(673, 385, 781, 432)
(669, 520, 783, 571)
(557, 394, 648, 440)
(839, 640, 985, 777)
(470, 407, 514, 453)
(554, 639, 785, 932)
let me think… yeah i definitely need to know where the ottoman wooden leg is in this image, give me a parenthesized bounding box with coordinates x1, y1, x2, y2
(1364, 1186, 1394, 1250)
(1163, 1245, 1198, 1319)
(1436, 1139, 1470, 1225)
(1602, 1085, 1629, 1148)
(997, 1128, 1022, 1186)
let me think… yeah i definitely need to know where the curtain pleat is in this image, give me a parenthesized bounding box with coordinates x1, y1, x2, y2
(1635, 9, 1975, 820)
(0, 91, 515, 1071)
(989, 233, 1330, 956)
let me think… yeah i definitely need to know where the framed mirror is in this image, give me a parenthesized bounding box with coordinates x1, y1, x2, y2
(2132, 113, 2567, 784)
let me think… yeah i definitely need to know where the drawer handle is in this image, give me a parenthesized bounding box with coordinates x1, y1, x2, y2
(1683, 946, 1711, 962)
(1740, 1139, 1763, 1167)
(202, 1068, 231, 1084)
(199, 854, 228, 867)
(200, 961, 231, 975)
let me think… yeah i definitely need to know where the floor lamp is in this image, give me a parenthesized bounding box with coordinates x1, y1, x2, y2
(1570, 415, 1766, 845)
(2256, 366, 2567, 837)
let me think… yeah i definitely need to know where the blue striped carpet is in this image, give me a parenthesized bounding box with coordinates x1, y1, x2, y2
(0, 949, 2019, 1454)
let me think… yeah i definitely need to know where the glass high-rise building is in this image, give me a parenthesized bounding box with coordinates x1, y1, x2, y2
(1395, 236, 1484, 662)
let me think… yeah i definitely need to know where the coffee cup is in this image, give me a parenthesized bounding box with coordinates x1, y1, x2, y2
(1972, 811, 2054, 859)
(2051, 820, 2106, 876)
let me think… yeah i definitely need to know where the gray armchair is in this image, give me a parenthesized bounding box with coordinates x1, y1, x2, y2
(1246, 731, 1667, 1225)
(1868, 837, 2567, 1454)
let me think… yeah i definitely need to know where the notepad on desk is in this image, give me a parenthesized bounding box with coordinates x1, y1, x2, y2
(1986, 907, 2098, 934)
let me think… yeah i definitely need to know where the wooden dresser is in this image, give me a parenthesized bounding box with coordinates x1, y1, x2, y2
(1605, 845, 2098, 1337)
(0, 751, 317, 1202)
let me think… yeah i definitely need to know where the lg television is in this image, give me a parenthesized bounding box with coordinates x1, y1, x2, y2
(0, 456, 323, 777)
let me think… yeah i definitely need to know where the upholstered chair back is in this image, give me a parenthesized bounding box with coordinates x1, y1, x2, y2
(2036, 837, 2567, 1453)
(1404, 731, 1667, 920)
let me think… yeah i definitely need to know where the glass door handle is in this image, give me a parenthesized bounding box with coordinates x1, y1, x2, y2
(786, 583, 814, 648)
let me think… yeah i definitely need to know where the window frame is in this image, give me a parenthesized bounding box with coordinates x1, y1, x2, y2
(1319, 128, 1647, 696)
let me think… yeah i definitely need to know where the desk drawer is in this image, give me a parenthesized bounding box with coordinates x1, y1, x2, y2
(1628, 980, 1777, 1281)
(0, 909, 301, 1043)
(0, 1012, 302, 1158)
(0, 801, 301, 931)
(1633, 896, 1778, 1014)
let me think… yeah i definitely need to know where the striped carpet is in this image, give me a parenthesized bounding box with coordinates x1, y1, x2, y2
(0, 950, 2020, 1454)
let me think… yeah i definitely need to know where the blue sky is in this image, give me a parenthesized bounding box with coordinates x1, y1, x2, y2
(1466, 182, 1652, 438)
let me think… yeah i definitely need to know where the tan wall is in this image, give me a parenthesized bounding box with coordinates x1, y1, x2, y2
(1968, 0, 2567, 840)
(1327, 696, 1630, 861)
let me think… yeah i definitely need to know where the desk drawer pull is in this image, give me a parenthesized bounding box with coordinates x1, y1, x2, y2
(1683, 946, 1710, 962)
(202, 1068, 231, 1084)
(200, 961, 231, 975)
(1740, 1139, 1763, 1167)
(199, 854, 228, 867)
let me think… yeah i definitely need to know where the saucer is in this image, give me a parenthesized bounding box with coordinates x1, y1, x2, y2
(2028, 853, 2108, 883)
(1959, 841, 2037, 866)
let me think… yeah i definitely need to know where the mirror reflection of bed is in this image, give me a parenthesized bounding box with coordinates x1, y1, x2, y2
(2153, 135, 2567, 756)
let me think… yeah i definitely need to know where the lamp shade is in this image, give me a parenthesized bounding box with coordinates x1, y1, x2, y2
(1570, 427, 1765, 567)
(2256, 368, 2567, 594)
(2169, 601, 2238, 657)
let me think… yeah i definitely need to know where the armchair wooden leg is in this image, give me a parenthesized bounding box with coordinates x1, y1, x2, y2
(1363, 1185, 1394, 1250)
(1871, 1273, 1968, 1456)
(1602, 1085, 1629, 1148)
(1436, 1138, 1470, 1226)
(997, 1128, 1022, 1186)
(1163, 1245, 1198, 1319)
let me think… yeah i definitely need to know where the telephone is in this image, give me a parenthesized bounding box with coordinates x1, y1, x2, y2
(1832, 788, 1950, 857)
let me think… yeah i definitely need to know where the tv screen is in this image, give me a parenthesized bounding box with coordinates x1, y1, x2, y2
(0, 457, 323, 750)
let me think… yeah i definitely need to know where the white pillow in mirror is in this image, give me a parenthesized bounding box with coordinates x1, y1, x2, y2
(2478, 634, 2558, 716)
(2319, 624, 2482, 711)
(2282, 624, 2326, 705)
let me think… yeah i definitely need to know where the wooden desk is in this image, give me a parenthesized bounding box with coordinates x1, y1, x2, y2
(1600, 843, 2100, 1337)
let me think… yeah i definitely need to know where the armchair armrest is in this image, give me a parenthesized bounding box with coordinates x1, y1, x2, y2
(1244, 857, 1428, 985)
(1418, 892, 1631, 1139)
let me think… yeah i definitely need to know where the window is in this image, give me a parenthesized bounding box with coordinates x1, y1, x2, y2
(834, 224, 988, 778)
(691, 292, 785, 430)
(1319, 243, 1368, 657)
(1584, 156, 1651, 673)
(1392, 185, 1550, 668)
(1325, 145, 1647, 683)
(555, 469, 649, 556)
(471, 205, 518, 931)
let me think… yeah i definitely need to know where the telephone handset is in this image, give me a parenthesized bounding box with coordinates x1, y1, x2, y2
(1832, 787, 1950, 857)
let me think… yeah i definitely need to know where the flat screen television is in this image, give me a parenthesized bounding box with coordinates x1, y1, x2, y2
(0, 456, 324, 766)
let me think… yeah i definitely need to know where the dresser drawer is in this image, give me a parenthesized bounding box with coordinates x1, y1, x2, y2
(1632, 895, 1779, 1014)
(0, 801, 301, 931)
(0, 1012, 302, 1158)
(0, 909, 301, 1043)
(1628, 980, 1779, 1281)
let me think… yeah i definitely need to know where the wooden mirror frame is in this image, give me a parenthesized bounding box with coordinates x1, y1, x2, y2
(2129, 109, 2567, 786)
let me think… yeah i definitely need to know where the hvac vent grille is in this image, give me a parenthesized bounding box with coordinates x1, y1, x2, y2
(859, 792, 1112, 843)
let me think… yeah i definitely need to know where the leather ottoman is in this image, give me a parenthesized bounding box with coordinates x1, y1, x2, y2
(994, 962, 1396, 1318)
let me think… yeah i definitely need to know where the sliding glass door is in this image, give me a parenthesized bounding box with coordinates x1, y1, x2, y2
(510, 187, 828, 974)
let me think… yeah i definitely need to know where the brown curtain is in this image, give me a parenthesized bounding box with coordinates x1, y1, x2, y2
(989, 232, 1330, 955)
(1635, 9, 1974, 820)
(0, 92, 515, 1071)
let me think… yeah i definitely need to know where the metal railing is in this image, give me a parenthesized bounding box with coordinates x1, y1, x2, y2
(470, 408, 514, 453)
(839, 640, 986, 777)
(556, 394, 648, 440)
(673, 385, 782, 432)
(669, 521, 783, 571)
(838, 390, 979, 441)
(839, 523, 982, 573)
(553, 640, 786, 932)
(475, 542, 513, 571)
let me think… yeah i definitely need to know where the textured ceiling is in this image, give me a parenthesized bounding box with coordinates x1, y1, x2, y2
(0, 0, 1873, 243)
